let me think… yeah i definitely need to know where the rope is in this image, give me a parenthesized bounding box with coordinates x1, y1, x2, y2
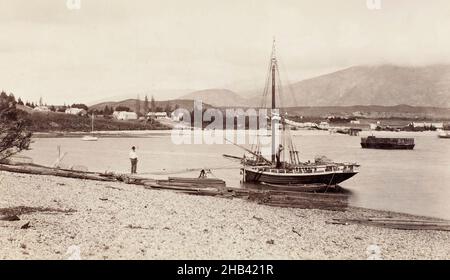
(324, 171, 336, 193)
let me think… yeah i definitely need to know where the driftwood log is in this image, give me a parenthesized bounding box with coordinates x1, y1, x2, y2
(329, 218, 450, 232)
(0, 163, 117, 182)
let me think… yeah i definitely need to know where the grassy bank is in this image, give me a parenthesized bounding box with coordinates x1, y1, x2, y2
(21, 111, 168, 132)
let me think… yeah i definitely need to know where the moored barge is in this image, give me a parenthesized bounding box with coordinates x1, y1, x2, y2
(361, 136, 415, 150)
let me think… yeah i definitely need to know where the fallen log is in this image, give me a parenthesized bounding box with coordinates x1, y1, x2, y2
(0, 164, 117, 182)
(168, 177, 225, 185)
(264, 202, 346, 211)
(330, 218, 450, 232)
(144, 184, 221, 197)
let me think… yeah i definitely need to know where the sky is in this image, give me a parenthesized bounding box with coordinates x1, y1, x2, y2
(1, 0, 450, 105)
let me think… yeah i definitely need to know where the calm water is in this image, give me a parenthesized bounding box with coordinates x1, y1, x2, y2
(21, 130, 450, 219)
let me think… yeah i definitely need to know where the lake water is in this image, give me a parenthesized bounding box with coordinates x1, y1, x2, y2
(20, 130, 450, 220)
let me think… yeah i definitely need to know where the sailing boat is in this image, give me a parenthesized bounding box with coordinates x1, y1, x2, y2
(241, 41, 359, 186)
(438, 130, 450, 139)
(82, 114, 99, 141)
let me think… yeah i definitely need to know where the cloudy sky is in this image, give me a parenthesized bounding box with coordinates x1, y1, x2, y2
(1, 0, 449, 105)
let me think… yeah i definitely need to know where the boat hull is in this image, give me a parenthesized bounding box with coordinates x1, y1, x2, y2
(361, 143, 414, 149)
(243, 168, 357, 185)
(360, 136, 415, 150)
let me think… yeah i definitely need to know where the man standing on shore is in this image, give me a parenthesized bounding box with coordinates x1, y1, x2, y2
(129, 146, 138, 174)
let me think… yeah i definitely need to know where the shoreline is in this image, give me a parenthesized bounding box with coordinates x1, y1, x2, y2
(1, 171, 449, 259)
(31, 129, 443, 138)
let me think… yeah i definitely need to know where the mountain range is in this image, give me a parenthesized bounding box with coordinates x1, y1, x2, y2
(90, 64, 450, 110)
(286, 64, 450, 107)
(179, 65, 450, 108)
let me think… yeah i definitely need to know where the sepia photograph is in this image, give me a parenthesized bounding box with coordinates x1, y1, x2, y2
(1, 0, 450, 265)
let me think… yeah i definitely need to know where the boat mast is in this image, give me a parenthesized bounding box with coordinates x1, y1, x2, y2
(91, 114, 94, 133)
(271, 39, 277, 163)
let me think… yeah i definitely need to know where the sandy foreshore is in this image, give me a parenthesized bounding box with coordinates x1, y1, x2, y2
(1, 171, 450, 260)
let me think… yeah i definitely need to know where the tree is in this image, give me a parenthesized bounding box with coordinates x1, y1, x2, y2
(71, 103, 88, 111)
(17, 98, 24, 105)
(39, 97, 43, 106)
(151, 95, 156, 113)
(103, 105, 113, 115)
(115, 106, 130, 112)
(144, 95, 149, 114)
(0, 101, 32, 161)
(164, 103, 172, 114)
(135, 95, 141, 116)
(8, 93, 16, 104)
(0, 91, 8, 107)
(57, 106, 67, 113)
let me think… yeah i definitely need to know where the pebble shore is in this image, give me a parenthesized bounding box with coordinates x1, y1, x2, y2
(1, 171, 449, 260)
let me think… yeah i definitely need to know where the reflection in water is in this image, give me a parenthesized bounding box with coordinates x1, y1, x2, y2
(241, 182, 351, 211)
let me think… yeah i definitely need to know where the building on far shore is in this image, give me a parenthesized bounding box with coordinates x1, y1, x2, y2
(318, 122, 330, 130)
(410, 122, 444, 129)
(65, 107, 87, 116)
(113, 111, 138, 120)
(33, 106, 50, 112)
(147, 112, 168, 119)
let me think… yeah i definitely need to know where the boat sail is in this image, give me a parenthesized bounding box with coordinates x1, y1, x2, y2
(82, 114, 99, 141)
(241, 41, 359, 186)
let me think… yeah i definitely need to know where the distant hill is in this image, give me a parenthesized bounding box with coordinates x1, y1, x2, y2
(178, 65, 450, 108)
(89, 99, 214, 114)
(180, 89, 249, 107)
(283, 65, 450, 107)
(89, 64, 450, 110)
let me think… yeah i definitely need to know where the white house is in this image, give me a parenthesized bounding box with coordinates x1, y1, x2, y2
(113, 111, 138, 120)
(350, 120, 361, 124)
(147, 112, 168, 119)
(411, 122, 444, 129)
(65, 108, 87, 116)
(33, 106, 50, 112)
(284, 119, 318, 129)
(318, 122, 330, 130)
(369, 123, 378, 130)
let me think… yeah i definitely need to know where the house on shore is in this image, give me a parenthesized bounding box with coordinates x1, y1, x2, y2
(410, 122, 444, 130)
(33, 106, 51, 112)
(113, 111, 138, 120)
(65, 107, 87, 116)
(147, 112, 168, 119)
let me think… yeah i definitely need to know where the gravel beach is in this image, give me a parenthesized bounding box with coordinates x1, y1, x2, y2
(1, 171, 449, 260)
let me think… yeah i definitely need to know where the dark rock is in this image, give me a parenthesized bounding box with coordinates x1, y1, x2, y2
(21, 221, 30, 229)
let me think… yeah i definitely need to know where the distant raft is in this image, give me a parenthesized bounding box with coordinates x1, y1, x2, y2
(361, 136, 415, 150)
